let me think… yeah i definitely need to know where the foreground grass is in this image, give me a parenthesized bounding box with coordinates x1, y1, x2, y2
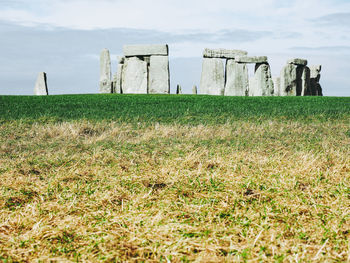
(0, 95, 349, 261)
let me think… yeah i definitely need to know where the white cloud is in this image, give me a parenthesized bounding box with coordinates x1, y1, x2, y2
(0, 0, 349, 52)
(0, 0, 349, 31)
(0, 0, 349, 95)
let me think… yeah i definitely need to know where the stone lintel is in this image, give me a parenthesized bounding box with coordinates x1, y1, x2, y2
(123, 44, 168, 57)
(288, 58, 308, 66)
(235, 56, 268, 64)
(203, 48, 248, 59)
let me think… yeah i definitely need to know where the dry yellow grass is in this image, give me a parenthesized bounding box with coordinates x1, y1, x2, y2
(0, 120, 349, 262)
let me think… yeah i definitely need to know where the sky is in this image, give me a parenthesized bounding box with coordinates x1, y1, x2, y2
(0, 0, 349, 96)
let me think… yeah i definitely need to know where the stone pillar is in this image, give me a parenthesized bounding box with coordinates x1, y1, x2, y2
(149, 55, 170, 94)
(300, 66, 311, 96)
(113, 56, 124, 94)
(273, 77, 280, 96)
(176, 84, 182, 94)
(100, 48, 112, 93)
(192, 85, 197, 95)
(280, 59, 308, 96)
(34, 72, 48, 95)
(310, 65, 322, 96)
(114, 64, 123, 94)
(280, 64, 297, 96)
(122, 57, 148, 94)
(200, 58, 225, 95)
(249, 63, 274, 96)
(225, 60, 249, 96)
(112, 73, 117, 93)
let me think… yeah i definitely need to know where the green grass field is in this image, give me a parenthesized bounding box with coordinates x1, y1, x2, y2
(0, 95, 349, 262)
(1, 95, 350, 124)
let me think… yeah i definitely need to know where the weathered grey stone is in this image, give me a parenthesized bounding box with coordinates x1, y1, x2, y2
(288, 58, 308, 66)
(192, 85, 197, 95)
(224, 60, 248, 96)
(273, 77, 280, 96)
(295, 66, 304, 96)
(248, 78, 254, 96)
(34, 72, 48, 95)
(149, 55, 170, 94)
(300, 66, 311, 96)
(123, 44, 168, 57)
(100, 48, 112, 93)
(114, 63, 123, 94)
(121, 57, 148, 94)
(249, 63, 274, 96)
(310, 65, 322, 96)
(200, 58, 225, 95)
(143, 56, 151, 64)
(235, 56, 268, 64)
(310, 65, 321, 81)
(176, 84, 182, 94)
(280, 63, 298, 96)
(112, 73, 117, 93)
(316, 84, 323, 96)
(117, 56, 125, 64)
(203, 48, 248, 59)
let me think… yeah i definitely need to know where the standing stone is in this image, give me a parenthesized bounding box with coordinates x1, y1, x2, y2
(280, 63, 298, 96)
(310, 65, 322, 96)
(200, 58, 225, 95)
(300, 66, 311, 96)
(192, 85, 198, 95)
(225, 60, 249, 96)
(176, 84, 182, 94)
(149, 55, 170, 94)
(113, 56, 124, 94)
(122, 57, 148, 94)
(249, 63, 274, 96)
(34, 72, 48, 95)
(310, 65, 321, 81)
(100, 48, 112, 93)
(272, 77, 280, 96)
(114, 63, 123, 94)
(112, 73, 117, 93)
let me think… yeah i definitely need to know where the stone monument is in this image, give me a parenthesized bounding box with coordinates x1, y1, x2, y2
(122, 57, 148, 94)
(34, 72, 48, 95)
(310, 65, 323, 96)
(100, 48, 112, 93)
(100, 45, 323, 97)
(279, 58, 311, 96)
(225, 60, 249, 96)
(234, 56, 273, 96)
(122, 44, 170, 94)
(112, 56, 124, 94)
(249, 62, 274, 96)
(200, 48, 248, 95)
(176, 84, 182, 94)
(192, 85, 198, 95)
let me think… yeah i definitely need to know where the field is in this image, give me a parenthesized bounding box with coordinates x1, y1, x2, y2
(0, 94, 350, 262)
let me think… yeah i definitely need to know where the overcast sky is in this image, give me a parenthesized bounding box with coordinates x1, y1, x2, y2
(0, 0, 349, 96)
